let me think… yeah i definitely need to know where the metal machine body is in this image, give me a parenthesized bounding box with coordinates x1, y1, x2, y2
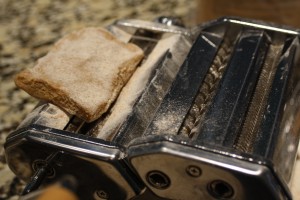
(4, 17, 300, 200)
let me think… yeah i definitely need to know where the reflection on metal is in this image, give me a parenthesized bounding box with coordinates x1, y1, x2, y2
(115, 19, 190, 36)
(179, 25, 238, 138)
(4, 17, 300, 199)
(227, 18, 299, 35)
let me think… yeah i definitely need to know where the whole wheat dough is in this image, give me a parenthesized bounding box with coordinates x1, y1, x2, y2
(15, 27, 144, 122)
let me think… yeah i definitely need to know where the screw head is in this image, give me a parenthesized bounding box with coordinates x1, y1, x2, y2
(32, 160, 56, 178)
(186, 165, 201, 177)
(95, 190, 109, 199)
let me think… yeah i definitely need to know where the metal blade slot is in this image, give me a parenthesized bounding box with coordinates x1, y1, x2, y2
(195, 30, 270, 146)
(64, 116, 85, 133)
(101, 34, 191, 143)
(247, 37, 299, 155)
(178, 26, 239, 138)
(143, 31, 225, 136)
(234, 34, 285, 153)
(113, 51, 182, 145)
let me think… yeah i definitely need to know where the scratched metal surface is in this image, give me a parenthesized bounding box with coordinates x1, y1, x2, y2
(0, 0, 299, 199)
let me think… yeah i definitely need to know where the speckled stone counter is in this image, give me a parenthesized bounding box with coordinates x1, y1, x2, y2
(1, 0, 299, 199)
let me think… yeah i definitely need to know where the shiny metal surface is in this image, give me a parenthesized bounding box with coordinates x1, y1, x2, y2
(5, 126, 141, 199)
(196, 30, 270, 146)
(125, 18, 300, 199)
(17, 103, 71, 130)
(141, 25, 225, 137)
(115, 19, 190, 36)
(179, 25, 238, 138)
(129, 141, 288, 200)
(155, 16, 185, 27)
(5, 18, 192, 199)
(113, 33, 192, 145)
(4, 17, 300, 199)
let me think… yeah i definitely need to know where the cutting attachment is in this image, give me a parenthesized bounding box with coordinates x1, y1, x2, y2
(4, 17, 300, 200)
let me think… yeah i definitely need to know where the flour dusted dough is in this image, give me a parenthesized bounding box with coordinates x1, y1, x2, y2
(15, 27, 144, 122)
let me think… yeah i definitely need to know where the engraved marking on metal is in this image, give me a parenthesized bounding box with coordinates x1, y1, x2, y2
(94, 190, 109, 199)
(186, 165, 202, 177)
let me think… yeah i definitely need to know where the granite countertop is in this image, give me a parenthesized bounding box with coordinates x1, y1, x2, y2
(0, 0, 299, 199)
